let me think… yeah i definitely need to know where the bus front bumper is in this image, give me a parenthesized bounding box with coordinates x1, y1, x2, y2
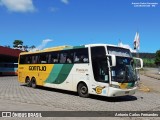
(107, 87, 137, 97)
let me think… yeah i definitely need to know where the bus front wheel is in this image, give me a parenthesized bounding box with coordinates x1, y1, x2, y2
(78, 83, 89, 98)
(25, 77, 31, 87)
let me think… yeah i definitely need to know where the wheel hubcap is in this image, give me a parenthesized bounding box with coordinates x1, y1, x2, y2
(81, 86, 87, 94)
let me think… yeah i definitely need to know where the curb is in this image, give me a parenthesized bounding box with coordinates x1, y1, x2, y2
(140, 74, 160, 80)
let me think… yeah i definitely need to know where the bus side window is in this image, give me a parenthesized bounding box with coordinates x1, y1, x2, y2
(35, 55, 40, 64)
(60, 52, 67, 63)
(27, 56, 32, 64)
(48, 54, 52, 63)
(32, 55, 36, 64)
(45, 54, 49, 64)
(20, 55, 25, 64)
(40, 54, 47, 64)
(66, 57, 72, 63)
(74, 56, 79, 63)
(83, 57, 89, 63)
(73, 48, 89, 63)
(24, 56, 28, 64)
(51, 52, 59, 63)
(66, 50, 73, 63)
(59, 51, 74, 64)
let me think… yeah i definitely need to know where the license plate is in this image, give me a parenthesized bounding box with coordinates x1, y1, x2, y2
(125, 91, 129, 94)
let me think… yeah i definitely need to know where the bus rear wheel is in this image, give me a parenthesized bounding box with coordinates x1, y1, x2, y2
(25, 77, 31, 87)
(78, 83, 89, 98)
(31, 77, 37, 88)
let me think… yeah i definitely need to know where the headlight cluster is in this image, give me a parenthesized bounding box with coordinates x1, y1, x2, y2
(134, 81, 138, 87)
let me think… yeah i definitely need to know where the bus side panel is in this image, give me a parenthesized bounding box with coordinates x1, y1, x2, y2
(44, 64, 90, 92)
(18, 65, 25, 83)
(44, 64, 74, 90)
(18, 64, 54, 85)
(71, 64, 90, 92)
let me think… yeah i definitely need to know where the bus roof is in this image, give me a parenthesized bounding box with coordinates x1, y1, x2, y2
(20, 45, 72, 55)
(20, 44, 130, 55)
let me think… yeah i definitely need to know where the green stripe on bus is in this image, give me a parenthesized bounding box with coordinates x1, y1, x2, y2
(45, 64, 73, 84)
(45, 64, 63, 83)
(63, 46, 73, 50)
(63, 45, 85, 50)
(53, 64, 73, 84)
(73, 45, 85, 49)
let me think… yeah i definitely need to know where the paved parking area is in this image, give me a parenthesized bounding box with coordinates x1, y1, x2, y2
(140, 67, 160, 80)
(0, 76, 160, 120)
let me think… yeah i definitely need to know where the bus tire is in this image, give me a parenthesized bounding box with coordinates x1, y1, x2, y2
(77, 83, 89, 98)
(31, 77, 37, 88)
(25, 77, 31, 87)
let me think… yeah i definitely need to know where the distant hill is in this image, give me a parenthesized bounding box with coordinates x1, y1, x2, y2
(132, 53, 156, 67)
(132, 53, 155, 59)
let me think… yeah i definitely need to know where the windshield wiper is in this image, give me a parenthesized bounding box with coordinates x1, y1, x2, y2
(121, 65, 136, 83)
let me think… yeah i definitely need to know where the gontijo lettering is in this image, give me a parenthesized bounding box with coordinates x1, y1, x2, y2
(29, 66, 46, 71)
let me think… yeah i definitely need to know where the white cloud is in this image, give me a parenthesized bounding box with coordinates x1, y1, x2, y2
(30, 39, 53, 52)
(61, 0, 69, 5)
(118, 42, 137, 53)
(0, 0, 36, 12)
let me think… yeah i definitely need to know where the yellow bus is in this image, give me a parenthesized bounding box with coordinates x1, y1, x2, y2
(18, 44, 143, 97)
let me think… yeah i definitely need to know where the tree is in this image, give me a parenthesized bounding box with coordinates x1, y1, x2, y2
(29, 45, 36, 49)
(23, 45, 28, 51)
(13, 40, 23, 48)
(155, 50, 160, 66)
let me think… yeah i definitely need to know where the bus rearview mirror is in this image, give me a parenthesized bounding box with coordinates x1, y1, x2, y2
(106, 54, 116, 67)
(133, 57, 143, 70)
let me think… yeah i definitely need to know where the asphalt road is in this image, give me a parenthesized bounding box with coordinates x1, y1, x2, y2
(0, 75, 160, 120)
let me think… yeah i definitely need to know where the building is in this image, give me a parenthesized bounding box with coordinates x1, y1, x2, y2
(0, 46, 22, 62)
(0, 46, 22, 75)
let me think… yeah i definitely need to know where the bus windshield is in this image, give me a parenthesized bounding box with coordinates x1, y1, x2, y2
(107, 46, 132, 57)
(111, 56, 137, 83)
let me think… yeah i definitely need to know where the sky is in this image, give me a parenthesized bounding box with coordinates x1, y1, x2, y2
(0, 0, 160, 53)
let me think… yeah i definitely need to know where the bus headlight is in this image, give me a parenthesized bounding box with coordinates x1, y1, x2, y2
(134, 81, 139, 87)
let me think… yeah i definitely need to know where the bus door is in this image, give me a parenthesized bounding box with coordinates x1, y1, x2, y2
(91, 47, 110, 95)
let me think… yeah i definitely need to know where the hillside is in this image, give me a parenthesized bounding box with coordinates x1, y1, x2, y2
(132, 53, 155, 59)
(132, 53, 156, 67)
